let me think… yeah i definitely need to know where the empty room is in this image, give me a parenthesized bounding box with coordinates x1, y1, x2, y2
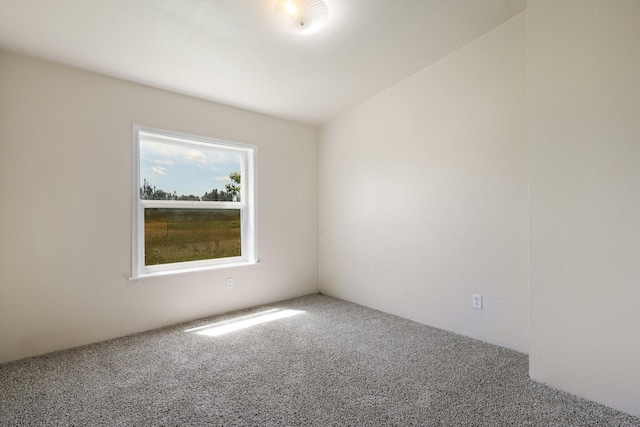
(1, 0, 639, 425)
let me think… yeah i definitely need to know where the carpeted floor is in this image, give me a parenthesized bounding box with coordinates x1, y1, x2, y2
(1, 294, 638, 426)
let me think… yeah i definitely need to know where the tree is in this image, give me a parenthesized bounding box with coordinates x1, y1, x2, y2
(141, 171, 240, 203)
(225, 171, 241, 202)
(140, 179, 153, 199)
(202, 189, 232, 201)
(140, 180, 193, 201)
(202, 188, 220, 201)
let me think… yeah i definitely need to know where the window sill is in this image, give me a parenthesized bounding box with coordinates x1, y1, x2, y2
(129, 260, 260, 280)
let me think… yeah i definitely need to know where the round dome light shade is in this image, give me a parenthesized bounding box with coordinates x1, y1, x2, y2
(275, 0, 329, 35)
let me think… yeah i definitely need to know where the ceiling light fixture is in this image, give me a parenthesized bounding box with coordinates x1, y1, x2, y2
(275, 0, 329, 36)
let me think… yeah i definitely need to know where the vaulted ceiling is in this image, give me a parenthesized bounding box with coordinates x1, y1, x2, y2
(0, 0, 526, 125)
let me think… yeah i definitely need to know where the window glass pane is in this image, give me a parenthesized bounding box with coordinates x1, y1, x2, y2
(144, 208, 241, 266)
(139, 139, 242, 201)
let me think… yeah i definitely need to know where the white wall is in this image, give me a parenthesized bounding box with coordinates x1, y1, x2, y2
(319, 14, 528, 353)
(0, 50, 318, 364)
(528, 0, 640, 417)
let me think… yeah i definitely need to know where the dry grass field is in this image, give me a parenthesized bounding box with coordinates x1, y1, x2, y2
(144, 208, 241, 265)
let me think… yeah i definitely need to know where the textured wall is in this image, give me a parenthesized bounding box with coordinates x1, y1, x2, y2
(527, 0, 640, 417)
(319, 14, 528, 353)
(0, 50, 319, 364)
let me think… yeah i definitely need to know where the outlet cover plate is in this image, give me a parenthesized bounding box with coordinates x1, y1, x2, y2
(472, 294, 482, 309)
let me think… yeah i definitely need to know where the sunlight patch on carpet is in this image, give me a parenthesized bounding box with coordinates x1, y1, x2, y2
(185, 309, 305, 337)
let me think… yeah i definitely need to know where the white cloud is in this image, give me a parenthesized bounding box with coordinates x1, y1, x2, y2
(151, 166, 167, 175)
(185, 149, 206, 163)
(215, 175, 232, 181)
(141, 140, 241, 169)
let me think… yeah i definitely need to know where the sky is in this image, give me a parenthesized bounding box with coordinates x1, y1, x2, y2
(140, 139, 242, 197)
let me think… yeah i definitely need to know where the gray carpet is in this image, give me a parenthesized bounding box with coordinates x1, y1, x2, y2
(1, 294, 638, 426)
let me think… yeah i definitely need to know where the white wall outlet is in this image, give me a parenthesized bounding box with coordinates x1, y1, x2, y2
(226, 278, 233, 289)
(472, 294, 483, 309)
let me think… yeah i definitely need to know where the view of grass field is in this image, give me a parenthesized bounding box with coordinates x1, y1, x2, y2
(144, 208, 241, 266)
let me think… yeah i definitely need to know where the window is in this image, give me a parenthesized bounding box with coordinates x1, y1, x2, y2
(132, 126, 257, 278)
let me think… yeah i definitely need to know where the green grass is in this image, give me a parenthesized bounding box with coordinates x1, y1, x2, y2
(144, 208, 241, 266)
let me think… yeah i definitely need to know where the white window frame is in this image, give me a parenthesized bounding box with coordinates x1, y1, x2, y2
(131, 126, 257, 279)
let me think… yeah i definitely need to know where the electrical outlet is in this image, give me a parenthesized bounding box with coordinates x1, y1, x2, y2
(226, 278, 233, 289)
(472, 294, 483, 309)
